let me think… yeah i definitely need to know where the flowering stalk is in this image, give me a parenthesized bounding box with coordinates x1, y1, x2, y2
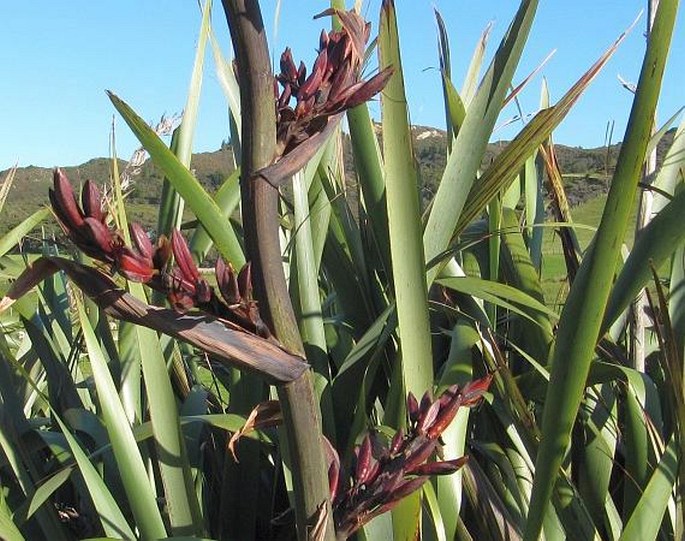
(274, 9, 393, 160)
(50, 169, 270, 339)
(221, 3, 392, 539)
(254, 9, 393, 188)
(327, 375, 493, 538)
(51, 3, 394, 537)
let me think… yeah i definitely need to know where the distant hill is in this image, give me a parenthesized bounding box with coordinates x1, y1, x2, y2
(0, 126, 676, 243)
(0, 149, 236, 240)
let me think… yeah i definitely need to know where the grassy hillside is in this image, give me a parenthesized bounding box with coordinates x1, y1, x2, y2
(0, 149, 236, 241)
(0, 126, 675, 247)
(540, 193, 640, 306)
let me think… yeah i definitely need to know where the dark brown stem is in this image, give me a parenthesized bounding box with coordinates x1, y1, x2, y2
(221, 1, 335, 539)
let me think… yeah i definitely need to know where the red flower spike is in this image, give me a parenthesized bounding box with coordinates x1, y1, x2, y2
(48, 173, 272, 339)
(331, 377, 490, 538)
(266, 9, 392, 185)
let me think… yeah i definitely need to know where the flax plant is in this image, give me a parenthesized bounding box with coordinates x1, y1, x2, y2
(0, 0, 683, 540)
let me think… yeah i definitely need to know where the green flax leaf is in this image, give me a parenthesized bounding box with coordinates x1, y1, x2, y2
(524, 3, 680, 538)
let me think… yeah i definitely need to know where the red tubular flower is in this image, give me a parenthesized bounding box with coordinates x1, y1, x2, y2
(167, 230, 212, 310)
(117, 247, 155, 282)
(427, 374, 494, 439)
(129, 222, 154, 260)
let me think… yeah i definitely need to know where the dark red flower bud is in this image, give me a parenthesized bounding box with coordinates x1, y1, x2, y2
(50, 169, 85, 230)
(332, 68, 395, 111)
(117, 248, 155, 282)
(418, 390, 433, 418)
(402, 438, 436, 472)
(153, 235, 172, 271)
(297, 61, 307, 86)
(171, 230, 200, 284)
(319, 29, 329, 52)
(427, 375, 492, 439)
(355, 434, 374, 485)
(389, 428, 405, 456)
(278, 83, 292, 109)
(280, 48, 298, 82)
(129, 223, 153, 260)
(299, 48, 328, 101)
(322, 437, 341, 503)
(167, 285, 197, 311)
(438, 384, 458, 409)
(216, 258, 240, 305)
(82, 180, 104, 222)
(237, 262, 253, 302)
(82, 217, 116, 258)
(461, 373, 494, 406)
(195, 279, 212, 305)
(417, 399, 441, 434)
(408, 457, 468, 477)
(380, 476, 428, 509)
(407, 392, 419, 425)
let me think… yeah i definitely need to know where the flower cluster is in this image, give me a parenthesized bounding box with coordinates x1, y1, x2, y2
(49, 169, 269, 337)
(326, 375, 492, 538)
(275, 9, 393, 157)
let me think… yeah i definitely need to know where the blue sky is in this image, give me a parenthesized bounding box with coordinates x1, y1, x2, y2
(1, 1, 683, 169)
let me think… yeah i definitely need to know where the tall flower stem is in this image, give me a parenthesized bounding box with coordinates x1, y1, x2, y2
(220, 1, 335, 539)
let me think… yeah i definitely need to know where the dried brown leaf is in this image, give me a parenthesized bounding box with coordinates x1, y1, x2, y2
(227, 400, 283, 461)
(0, 257, 308, 384)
